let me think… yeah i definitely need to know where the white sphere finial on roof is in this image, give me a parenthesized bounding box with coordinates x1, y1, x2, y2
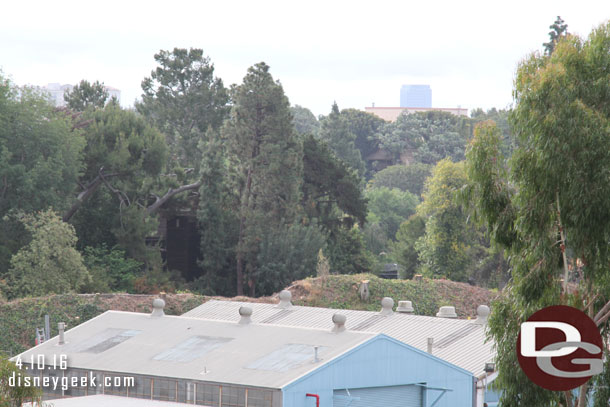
(331, 313, 347, 333)
(380, 297, 394, 316)
(151, 298, 165, 317)
(239, 306, 253, 324)
(278, 290, 293, 309)
(474, 305, 490, 325)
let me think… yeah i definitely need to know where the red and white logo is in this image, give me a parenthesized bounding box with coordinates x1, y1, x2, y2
(517, 305, 603, 391)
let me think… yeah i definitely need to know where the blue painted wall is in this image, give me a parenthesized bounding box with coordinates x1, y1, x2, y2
(282, 335, 473, 407)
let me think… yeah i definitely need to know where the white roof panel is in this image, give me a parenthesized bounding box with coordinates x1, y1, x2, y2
(15, 311, 375, 389)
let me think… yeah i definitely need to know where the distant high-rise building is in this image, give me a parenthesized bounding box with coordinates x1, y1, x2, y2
(400, 84, 431, 108)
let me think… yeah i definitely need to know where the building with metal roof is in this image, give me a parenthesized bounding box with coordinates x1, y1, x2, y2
(13, 299, 474, 407)
(182, 292, 498, 406)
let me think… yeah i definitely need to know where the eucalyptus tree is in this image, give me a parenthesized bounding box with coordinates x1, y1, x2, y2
(465, 22, 610, 407)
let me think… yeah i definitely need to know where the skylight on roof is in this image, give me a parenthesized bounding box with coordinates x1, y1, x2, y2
(78, 328, 142, 354)
(245, 343, 328, 372)
(153, 336, 233, 363)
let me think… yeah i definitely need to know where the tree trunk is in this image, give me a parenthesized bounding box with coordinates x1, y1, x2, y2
(236, 166, 253, 296)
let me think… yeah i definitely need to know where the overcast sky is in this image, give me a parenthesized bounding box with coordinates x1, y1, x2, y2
(1, 0, 608, 116)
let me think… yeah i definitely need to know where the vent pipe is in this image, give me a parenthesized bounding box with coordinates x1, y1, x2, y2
(331, 313, 347, 333)
(58, 322, 66, 345)
(427, 337, 434, 354)
(313, 346, 320, 363)
(239, 306, 253, 324)
(436, 306, 457, 318)
(380, 297, 394, 316)
(277, 290, 293, 309)
(151, 298, 165, 317)
(396, 301, 414, 313)
(473, 305, 490, 325)
(44, 315, 51, 341)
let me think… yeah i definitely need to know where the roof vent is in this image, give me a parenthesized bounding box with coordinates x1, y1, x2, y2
(58, 322, 66, 345)
(277, 290, 293, 309)
(436, 306, 457, 318)
(331, 313, 347, 333)
(151, 298, 165, 317)
(239, 306, 253, 324)
(396, 301, 414, 313)
(473, 305, 490, 325)
(380, 297, 394, 316)
(427, 337, 434, 354)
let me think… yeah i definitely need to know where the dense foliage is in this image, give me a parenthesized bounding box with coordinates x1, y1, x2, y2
(466, 21, 610, 407)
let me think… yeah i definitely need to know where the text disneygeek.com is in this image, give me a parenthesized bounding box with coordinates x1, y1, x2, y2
(8, 371, 135, 391)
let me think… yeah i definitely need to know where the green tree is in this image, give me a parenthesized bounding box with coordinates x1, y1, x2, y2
(255, 223, 326, 295)
(378, 111, 472, 165)
(63, 80, 109, 111)
(195, 131, 239, 296)
(365, 187, 419, 242)
(543, 16, 568, 55)
(65, 104, 171, 270)
(223, 62, 303, 296)
(302, 135, 367, 231)
(7, 210, 90, 298)
(319, 103, 366, 178)
(470, 107, 514, 157)
(81, 244, 143, 292)
(465, 22, 610, 407)
(416, 159, 473, 282)
(138, 48, 229, 168)
(291, 105, 319, 136)
(327, 225, 373, 275)
(341, 108, 386, 177)
(0, 77, 85, 273)
(0, 356, 41, 407)
(368, 163, 432, 197)
(63, 103, 168, 223)
(391, 214, 426, 279)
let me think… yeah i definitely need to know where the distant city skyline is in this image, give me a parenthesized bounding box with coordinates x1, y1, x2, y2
(1, 1, 608, 116)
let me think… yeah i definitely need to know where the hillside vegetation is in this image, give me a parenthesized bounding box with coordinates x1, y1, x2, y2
(0, 274, 494, 356)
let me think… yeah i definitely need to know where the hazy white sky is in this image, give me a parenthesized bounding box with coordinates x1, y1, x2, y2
(1, 0, 608, 116)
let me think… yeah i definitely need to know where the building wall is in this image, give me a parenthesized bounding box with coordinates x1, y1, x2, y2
(365, 107, 468, 122)
(282, 336, 473, 407)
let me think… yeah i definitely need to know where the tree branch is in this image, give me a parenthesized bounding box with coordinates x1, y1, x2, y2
(62, 169, 121, 222)
(146, 180, 202, 215)
(594, 299, 610, 325)
(100, 172, 130, 207)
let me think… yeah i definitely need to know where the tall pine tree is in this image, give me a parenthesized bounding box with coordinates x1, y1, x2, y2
(223, 62, 303, 296)
(319, 103, 366, 178)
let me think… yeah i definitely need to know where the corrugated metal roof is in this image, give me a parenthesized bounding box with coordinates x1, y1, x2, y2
(182, 300, 495, 378)
(15, 311, 375, 389)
